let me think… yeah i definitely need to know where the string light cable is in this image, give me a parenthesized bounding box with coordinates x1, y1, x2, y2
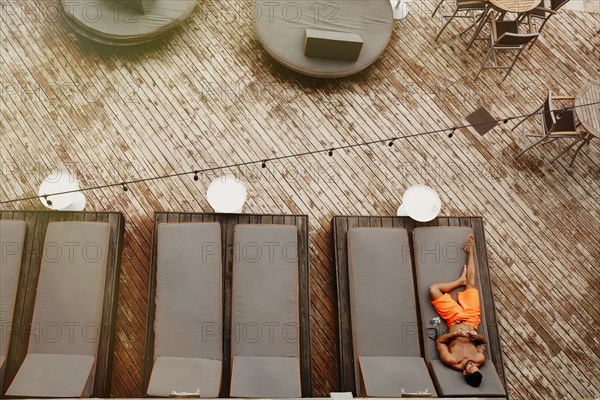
(1, 101, 597, 205)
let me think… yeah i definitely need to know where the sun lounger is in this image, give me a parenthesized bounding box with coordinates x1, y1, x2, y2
(145, 222, 223, 397)
(230, 224, 302, 398)
(0, 220, 25, 391)
(347, 227, 436, 397)
(413, 226, 506, 397)
(6, 222, 111, 397)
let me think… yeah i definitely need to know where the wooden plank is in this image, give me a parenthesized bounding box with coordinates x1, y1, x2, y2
(1, 0, 599, 397)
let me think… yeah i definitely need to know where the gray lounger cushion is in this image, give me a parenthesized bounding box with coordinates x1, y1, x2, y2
(7, 222, 110, 398)
(62, 0, 196, 45)
(148, 357, 222, 397)
(231, 356, 301, 398)
(147, 222, 222, 397)
(430, 360, 506, 397)
(413, 227, 505, 397)
(348, 228, 435, 397)
(359, 356, 435, 397)
(6, 354, 95, 397)
(0, 220, 25, 389)
(230, 225, 301, 398)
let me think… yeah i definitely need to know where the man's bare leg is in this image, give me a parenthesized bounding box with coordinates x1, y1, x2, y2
(429, 266, 467, 301)
(464, 233, 477, 289)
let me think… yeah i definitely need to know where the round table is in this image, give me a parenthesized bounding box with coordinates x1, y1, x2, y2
(396, 185, 442, 222)
(575, 80, 600, 136)
(61, 0, 197, 46)
(38, 172, 87, 211)
(488, 0, 540, 13)
(207, 174, 247, 214)
(255, 0, 393, 78)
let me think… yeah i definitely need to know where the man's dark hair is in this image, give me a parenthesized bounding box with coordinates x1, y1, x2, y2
(465, 371, 483, 387)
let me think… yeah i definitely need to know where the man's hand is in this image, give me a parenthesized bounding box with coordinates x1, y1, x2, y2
(468, 331, 487, 344)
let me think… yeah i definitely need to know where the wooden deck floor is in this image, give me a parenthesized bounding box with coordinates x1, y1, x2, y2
(1, 0, 599, 399)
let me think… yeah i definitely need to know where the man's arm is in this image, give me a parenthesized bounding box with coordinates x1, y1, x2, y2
(436, 331, 463, 345)
(436, 332, 462, 367)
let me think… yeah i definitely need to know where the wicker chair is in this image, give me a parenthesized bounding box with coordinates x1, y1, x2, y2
(474, 16, 538, 80)
(513, 91, 590, 167)
(519, 0, 571, 48)
(434, 0, 489, 41)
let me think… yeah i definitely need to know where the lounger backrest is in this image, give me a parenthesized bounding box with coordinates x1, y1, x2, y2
(28, 222, 109, 356)
(413, 227, 489, 362)
(348, 228, 420, 358)
(0, 220, 26, 360)
(154, 222, 222, 361)
(232, 224, 299, 358)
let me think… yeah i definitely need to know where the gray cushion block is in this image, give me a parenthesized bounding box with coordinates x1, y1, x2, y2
(27, 222, 110, 356)
(348, 228, 420, 357)
(430, 360, 506, 397)
(0, 220, 25, 361)
(359, 356, 436, 397)
(231, 225, 301, 397)
(154, 223, 222, 360)
(305, 29, 364, 61)
(6, 353, 95, 397)
(232, 225, 299, 358)
(147, 357, 222, 397)
(230, 356, 301, 398)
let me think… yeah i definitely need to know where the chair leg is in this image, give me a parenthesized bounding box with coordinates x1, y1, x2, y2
(529, 18, 549, 49)
(435, 9, 459, 41)
(550, 137, 582, 164)
(568, 136, 592, 167)
(467, 10, 489, 49)
(503, 47, 526, 81)
(460, 9, 486, 35)
(512, 104, 543, 131)
(431, 0, 445, 17)
(515, 135, 550, 158)
(474, 47, 494, 80)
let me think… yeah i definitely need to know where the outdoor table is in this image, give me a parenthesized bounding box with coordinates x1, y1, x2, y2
(575, 79, 600, 137)
(396, 184, 442, 222)
(488, 0, 540, 13)
(206, 174, 247, 213)
(38, 172, 86, 211)
(254, 0, 393, 78)
(468, 0, 539, 48)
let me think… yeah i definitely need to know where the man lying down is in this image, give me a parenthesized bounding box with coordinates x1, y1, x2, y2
(429, 233, 487, 387)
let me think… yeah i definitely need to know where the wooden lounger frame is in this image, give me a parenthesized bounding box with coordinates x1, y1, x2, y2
(143, 213, 312, 397)
(0, 210, 125, 397)
(332, 215, 506, 397)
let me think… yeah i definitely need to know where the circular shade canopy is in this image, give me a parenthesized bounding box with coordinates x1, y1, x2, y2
(207, 174, 248, 213)
(61, 0, 197, 46)
(38, 172, 82, 210)
(255, 0, 393, 78)
(402, 184, 441, 222)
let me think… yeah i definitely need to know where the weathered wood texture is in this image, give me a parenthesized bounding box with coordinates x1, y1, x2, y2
(0, 0, 599, 398)
(142, 212, 312, 397)
(0, 210, 124, 397)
